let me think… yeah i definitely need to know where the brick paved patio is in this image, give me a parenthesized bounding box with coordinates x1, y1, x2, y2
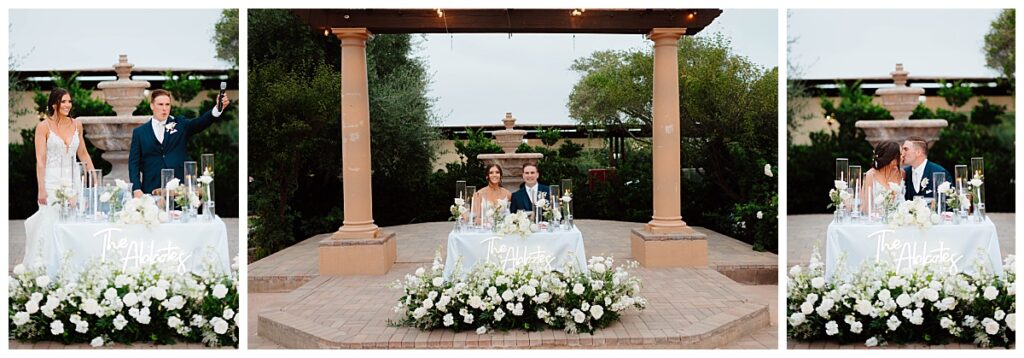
(251, 220, 777, 349)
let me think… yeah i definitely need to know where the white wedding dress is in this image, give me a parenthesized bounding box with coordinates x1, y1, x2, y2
(22, 121, 80, 268)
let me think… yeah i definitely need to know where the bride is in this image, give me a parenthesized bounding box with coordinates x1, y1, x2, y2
(471, 164, 512, 224)
(23, 88, 96, 266)
(860, 140, 904, 213)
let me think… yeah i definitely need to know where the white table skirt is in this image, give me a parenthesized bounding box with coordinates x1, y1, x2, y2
(826, 217, 1003, 279)
(443, 228, 587, 279)
(42, 218, 231, 278)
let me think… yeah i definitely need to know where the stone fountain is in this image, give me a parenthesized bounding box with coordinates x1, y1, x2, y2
(81, 55, 151, 181)
(477, 112, 544, 192)
(855, 64, 947, 148)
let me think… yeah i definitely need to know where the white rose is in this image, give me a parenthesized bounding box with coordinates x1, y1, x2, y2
(849, 321, 863, 334)
(90, 336, 104, 347)
(443, 313, 454, 327)
(590, 305, 604, 320)
(433, 277, 444, 287)
(756, 211, 764, 219)
(501, 289, 514, 302)
(983, 286, 999, 300)
(764, 164, 773, 177)
(13, 264, 26, 275)
(199, 175, 214, 185)
(789, 265, 802, 277)
(865, 337, 879, 347)
(895, 293, 912, 307)
(13, 312, 30, 326)
(810, 277, 825, 289)
(25, 301, 39, 314)
(412, 307, 428, 319)
(113, 315, 128, 330)
(940, 316, 954, 329)
(886, 315, 901, 331)
(788, 312, 806, 326)
(36, 275, 51, 288)
(1006, 313, 1015, 331)
(493, 308, 505, 322)
(825, 320, 839, 336)
(50, 320, 64, 335)
(123, 292, 139, 307)
(572, 309, 586, 323)
(573, 283, 585, 295)
(834, 180, 848, 191)
(463, 313, 474, 324)
(168, 316, 183, 328)
(211, 317, 229, 335)
(982, 317, 1000, 335)
(212, 284, 229, 299)
(476, 326, 487, 335)
(994, 310, 1006, 321)
(800, 301, 814, 315)
(592, 263, 606, 274)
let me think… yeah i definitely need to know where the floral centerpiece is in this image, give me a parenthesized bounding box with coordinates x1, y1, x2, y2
(165, 178, 203, 212)
(827, 180, 851, 210)
(887, 198, 941, 229)
(938, 181, 967, 212)
(51, 178, 76, 209)
(115, 194, 166, 228)
(449, 198, 468, 222)
(99, 179, 133, 215)
(391, 253, 646, 335)
(787, 251, 1015, 348)
(496, 211, 535, 238)
(8, 258, 240, 347)
(969, 174, 984, 207)
(873, 182, 903, 218)
(560, 190, 572, 220)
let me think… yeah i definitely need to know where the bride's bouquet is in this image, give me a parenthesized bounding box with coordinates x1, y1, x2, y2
(485, 198, 508, 227)
(873, 182, 903, 216)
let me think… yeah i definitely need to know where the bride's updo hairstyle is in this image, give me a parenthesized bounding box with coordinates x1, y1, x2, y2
(872, 141, 901, 170)
(46, 87, 70, 116)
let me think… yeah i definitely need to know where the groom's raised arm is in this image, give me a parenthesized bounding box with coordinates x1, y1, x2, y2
(187, 95, 231, 136)
(128, 128, 143, 195)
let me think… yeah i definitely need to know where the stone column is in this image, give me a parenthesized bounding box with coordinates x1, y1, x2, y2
(630, 28, 707, 267)
(320, 28, 396, 275)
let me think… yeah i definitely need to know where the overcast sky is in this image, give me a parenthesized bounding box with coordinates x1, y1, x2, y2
(421, 9, 778, 126)
(789, 9, 1003, 79)
(9, 9, 228, 70)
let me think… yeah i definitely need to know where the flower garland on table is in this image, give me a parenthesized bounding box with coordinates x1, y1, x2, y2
(8, 258, 240, 347)
(787, 250, 1015, 348)
(391, 253, 646, 335)
(496, 210, 535, 238)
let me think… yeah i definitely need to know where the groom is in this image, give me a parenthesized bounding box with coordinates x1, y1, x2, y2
(129, 89, 231, 197)
(901, 136, 949, 200)
(510, 163, 549, 213)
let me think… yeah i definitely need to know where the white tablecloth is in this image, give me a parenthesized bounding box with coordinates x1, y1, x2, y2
(42, 218, 231, 277)
(826, 218, 1003, 279)
(443, 228, 587, 279)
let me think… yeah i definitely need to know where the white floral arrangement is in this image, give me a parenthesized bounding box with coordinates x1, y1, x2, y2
(535, 192, 561, 223)
(873, 182, 903, 215)
(496, 210, 535, 238)
(560, 190, 573, 220)
(52, 178, 76, 208)
(787, 250, 1015, 348)
(827, 180, 851, 210)
(969, 174, 984, 205)
(199, 174, 214, 202)
(887, 198, 941, 229)
(938, 181, 967, 211)
(115, 194, 166, 228)
(8, 258, 239, 347)
(449, 198, 468, 222)
(167, 178, 203, 211)
(100, 179, 133, 214)
(485, 198, 508, 227)
(391, 253, 646, 335)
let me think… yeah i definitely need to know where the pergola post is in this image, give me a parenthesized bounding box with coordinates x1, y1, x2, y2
(630, 28, 708, 267)
(319, 28, 396, 276)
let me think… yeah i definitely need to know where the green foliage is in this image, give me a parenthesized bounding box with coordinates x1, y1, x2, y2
(536, 126, 562, 147)
(788, 81, 1014, 214)
(568, 32, 779, 252)
(162, 71, 202, 106)
(213, 9, 239, 68)
(247, 9, 438, 259)
(983, 9, 1015, 91)
(937, 80, 973, 110)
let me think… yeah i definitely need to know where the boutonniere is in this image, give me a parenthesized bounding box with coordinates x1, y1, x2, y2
(920, 178, 929, 191)
(165, 122, 178, 135)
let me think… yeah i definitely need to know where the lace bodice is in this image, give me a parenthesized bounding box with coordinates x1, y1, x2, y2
(41, 121, 80, 200)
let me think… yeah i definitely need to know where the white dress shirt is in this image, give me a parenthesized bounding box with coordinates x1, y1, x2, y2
(525, 184, 537, 204)
(912, 160, 928, 192)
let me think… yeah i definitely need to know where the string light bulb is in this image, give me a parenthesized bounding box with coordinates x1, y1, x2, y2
(323, 29, 330, 37)
(687, 11, 697, 20)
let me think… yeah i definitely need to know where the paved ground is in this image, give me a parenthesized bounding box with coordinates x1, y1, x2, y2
(786, 213, 1015, 350)
(250, 220, 777, 349)
(786, 213, 1015, 267)
(7, 218, 241, 349)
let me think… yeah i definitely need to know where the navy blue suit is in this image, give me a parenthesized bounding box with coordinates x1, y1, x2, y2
(903, 160, 950, 200)
(128, 110, 220, 194)
(510, 184, 550, 213)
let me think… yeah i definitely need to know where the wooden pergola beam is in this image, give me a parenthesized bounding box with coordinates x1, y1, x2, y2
(290, 9, 721, 35)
